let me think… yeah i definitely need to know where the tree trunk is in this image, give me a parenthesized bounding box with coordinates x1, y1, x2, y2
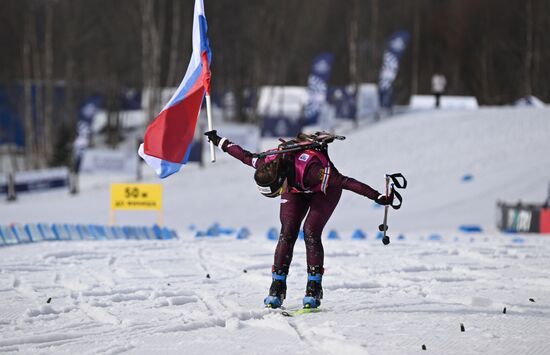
(369, 0, 379, 81)
(165, 0, 181, 87)
(411, 1, 420, 95)
(348, 0, 359, 123)
(43, 2, 54, 164)
(141, 0, 164, 123)
(23, 10, 35, 171)
(141, 0, 153, 121)
(29, 5, 45, 168)
(524, 0, 533, 96)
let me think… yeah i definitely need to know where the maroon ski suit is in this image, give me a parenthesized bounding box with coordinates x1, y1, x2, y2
(219, 138, 381, 271)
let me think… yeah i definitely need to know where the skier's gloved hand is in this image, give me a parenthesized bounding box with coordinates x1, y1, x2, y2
(375, 193, 393, 206)
(204, 130, 221, 146)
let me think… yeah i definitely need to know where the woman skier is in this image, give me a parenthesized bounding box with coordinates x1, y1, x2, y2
(204, 130, 393, 309)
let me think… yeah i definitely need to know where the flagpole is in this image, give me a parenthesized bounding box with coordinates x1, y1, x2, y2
(205, 94, 216, 162)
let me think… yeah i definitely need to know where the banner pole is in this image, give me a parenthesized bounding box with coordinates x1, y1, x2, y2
(205, 94, 216, 162)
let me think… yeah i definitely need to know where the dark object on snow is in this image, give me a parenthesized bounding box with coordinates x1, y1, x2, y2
(46, 297, 52, 304)
(529, 298, 535, 302)
(460, 323, 465, 332)
(243, 269, 247, 273)
(458, 225, 483, 233)
(422, 344, 427, 350)
(206, 274, 211, 279)
(503, 307, 507, 314)
(167, 283, 171, 286)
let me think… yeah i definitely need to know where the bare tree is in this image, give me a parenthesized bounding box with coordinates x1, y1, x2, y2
(410, 0, 420, 95)
(524, 0, 534, 96)
(141, 0, 164, 122)
(43, 2, 54, 162)
(165, 0, 183, 87)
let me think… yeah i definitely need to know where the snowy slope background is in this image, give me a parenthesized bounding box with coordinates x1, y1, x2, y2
(1, 107, 550, 354)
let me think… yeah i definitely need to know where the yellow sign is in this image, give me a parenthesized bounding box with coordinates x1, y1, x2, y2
(110, 183, 162, 211)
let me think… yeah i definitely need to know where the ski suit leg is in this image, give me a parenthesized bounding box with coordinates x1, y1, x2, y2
(274, 192, 311, 269)
(302, 187, 342, 267)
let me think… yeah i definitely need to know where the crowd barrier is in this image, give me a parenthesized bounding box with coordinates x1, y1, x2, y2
(0, 223, 178, 247)
(497, 202, 550, 234)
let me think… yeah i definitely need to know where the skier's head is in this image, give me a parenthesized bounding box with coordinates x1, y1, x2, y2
(254, 157, 288, 198)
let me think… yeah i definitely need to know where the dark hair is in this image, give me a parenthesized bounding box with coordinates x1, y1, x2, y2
(254, 157, 283, 186)
(254, 157, 288, 197)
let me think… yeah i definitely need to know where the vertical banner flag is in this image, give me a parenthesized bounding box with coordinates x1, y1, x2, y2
(378, 31, 410, 109)
(138, 0, 212, 178)
(73, 96, 102, 173)
(303, 53, 334, 125)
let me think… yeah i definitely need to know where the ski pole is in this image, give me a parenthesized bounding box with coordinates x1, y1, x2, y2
(379, 173, 407, 245)
(380, 175, 391, 245)
(205, 93, 216, 162)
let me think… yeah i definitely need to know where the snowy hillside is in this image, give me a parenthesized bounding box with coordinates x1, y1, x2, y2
(3, 107, 550, 235)
(1, 107, 550, 354)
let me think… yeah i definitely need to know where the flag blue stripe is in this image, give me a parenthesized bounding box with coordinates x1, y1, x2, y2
(166, 65, 203, 111)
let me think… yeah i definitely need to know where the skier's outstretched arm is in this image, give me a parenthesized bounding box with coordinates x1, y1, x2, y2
(204, 130, 262, 168)
(304, 161, 392, 205)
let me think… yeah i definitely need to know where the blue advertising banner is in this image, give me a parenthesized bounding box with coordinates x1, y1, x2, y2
(0, 87, 24, 147)
(378, 31, 410, 109)
(304, 53, 334, 125)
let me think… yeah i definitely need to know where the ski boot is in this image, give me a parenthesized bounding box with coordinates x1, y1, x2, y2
(264, 266, 288, 309)
(303, 265, 323, 309)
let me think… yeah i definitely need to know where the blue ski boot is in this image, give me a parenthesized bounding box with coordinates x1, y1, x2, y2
(264, 266, 288, 309)
(302, 265, 323, 309)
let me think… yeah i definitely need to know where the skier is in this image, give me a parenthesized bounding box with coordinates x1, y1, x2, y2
(204, 130, 393, 309)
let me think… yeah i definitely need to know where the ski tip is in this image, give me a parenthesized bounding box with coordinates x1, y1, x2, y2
(304, 304, 311, 309)
(266, 304, 272, 309)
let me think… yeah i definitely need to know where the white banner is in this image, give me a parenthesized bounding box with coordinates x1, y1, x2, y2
(80, 148, 137, 175)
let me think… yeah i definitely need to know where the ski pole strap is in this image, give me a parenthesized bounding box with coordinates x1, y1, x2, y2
(390, 186, 403, 210)
(387, 173, 407, 189)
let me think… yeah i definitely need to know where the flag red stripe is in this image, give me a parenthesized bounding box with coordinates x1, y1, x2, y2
(144, 85, 205, 163)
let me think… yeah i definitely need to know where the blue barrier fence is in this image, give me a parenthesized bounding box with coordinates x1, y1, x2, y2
(0, 223, 178, 247)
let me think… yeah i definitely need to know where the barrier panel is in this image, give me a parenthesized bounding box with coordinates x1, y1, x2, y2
(52, 224, 71, 240)
(38, 223, 57, 241)
(0, 223, 178, 248)
(0, 168, 69, 198)
(497, 202, 549, 234)
(11, 224, 31, 243)
(25, 224, 44, 242)
(77, 225, 94, 240)
(540, 209, 550, 233)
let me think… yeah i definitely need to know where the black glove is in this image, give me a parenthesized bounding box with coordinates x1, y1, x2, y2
(204, 130, 221, 146)
(375, 193, 393, 206)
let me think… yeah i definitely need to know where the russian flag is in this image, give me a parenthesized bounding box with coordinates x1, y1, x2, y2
(139, 0, 212, 178)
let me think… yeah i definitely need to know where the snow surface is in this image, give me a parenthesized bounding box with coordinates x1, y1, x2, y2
(1, 107, 550, 354)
